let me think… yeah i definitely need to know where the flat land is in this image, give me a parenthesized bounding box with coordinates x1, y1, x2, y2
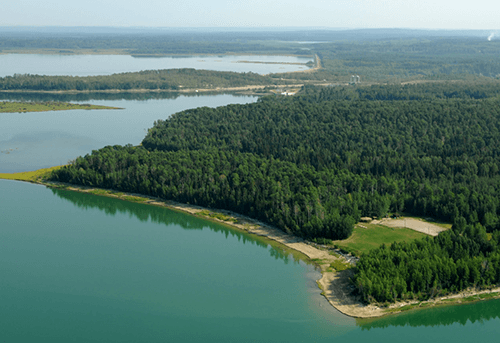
(0, 101, 122, 113)
(0, 166, 63, 182)
(372, 217, 450, 236)
(333, 223, 427, 256)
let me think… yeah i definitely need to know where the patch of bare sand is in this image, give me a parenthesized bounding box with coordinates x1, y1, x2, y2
(373, 217, 447, 236)
(319, 270, 385, 318)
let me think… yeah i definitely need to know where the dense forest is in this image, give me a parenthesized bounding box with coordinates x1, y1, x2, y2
(306, 38, 500, 82)
(48, 79, 500, 303)
(51, 82, 500, 236)
(354, 223, 500, 303)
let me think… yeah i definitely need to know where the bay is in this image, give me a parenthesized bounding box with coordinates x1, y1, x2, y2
(0, 93, 258, 173)
(0, 54, 312, 77)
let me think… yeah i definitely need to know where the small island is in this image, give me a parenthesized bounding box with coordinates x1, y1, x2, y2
(0, 101, 122, 113)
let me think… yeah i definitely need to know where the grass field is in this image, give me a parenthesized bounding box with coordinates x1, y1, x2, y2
(333, 223, 427, 256)
(0, 166, 64, 182)
(0, 101, 121, 113)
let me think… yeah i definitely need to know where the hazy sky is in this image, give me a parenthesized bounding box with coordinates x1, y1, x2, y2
(2, 0, 498, 29)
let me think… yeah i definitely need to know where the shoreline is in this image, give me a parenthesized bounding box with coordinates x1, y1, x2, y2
(0, 54, 322, 96)
(2, 171, 500, 318)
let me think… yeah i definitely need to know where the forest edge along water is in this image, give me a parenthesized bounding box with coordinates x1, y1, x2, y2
(0, 54, 320, 95)
(3, 167, 500, 319)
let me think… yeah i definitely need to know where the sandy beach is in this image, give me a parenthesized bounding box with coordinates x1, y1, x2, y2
(2, 173, 499, 318)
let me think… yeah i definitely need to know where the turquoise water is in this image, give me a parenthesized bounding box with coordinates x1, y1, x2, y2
(2, 179, 500, 342)
(0, 54, 312, 77)
(0, 94, 258, 172)
(0, 180, 354, 342)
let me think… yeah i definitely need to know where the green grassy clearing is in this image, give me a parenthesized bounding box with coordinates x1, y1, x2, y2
(0, 166, 64, 182)
(198, 209, 238, 223)
(332, 223, 427, 256)
(329, 259, 352, 272)
(0, 101, 121, 113)
(122, 195, 147, 202)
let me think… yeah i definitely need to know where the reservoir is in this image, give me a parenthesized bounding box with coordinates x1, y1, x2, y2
(0, 54, 312, 77)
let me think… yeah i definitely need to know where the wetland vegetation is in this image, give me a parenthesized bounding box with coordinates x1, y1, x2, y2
(0, 101, 120, 112)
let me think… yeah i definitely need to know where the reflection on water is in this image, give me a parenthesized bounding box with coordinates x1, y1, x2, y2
(358, 298, 500, 329)
(51, 187, 305, 265)
(0, 91, 252, 103)
(2, 179, 352, 343)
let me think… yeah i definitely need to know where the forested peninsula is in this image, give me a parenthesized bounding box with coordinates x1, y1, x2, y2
(49, 82, 500, 308)
(0, 69, 288, 92)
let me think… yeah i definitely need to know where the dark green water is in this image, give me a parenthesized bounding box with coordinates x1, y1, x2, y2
(2, 180, 500, 342)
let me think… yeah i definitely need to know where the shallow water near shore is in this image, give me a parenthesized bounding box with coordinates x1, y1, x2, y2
(2, 179, 500, 342)
(0, 180, 354, 342)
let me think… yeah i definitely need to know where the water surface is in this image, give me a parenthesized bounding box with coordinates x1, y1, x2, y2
(0, 54, 311, 77)
(0, 93, 258, 172)
(2, 179, 500, 342)
(0, 180, 353, 342)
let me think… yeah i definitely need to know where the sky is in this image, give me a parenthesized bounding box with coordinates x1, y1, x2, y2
(2, 0, 498, 30)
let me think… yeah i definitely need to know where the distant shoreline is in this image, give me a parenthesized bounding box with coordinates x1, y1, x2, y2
(0, 53, 322, 95)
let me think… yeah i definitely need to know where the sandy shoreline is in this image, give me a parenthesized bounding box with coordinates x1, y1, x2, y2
(38, 181, 379, 317)
(2, 174, 500, 318)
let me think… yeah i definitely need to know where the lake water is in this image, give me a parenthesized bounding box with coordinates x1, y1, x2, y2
(0, 54, 312, 77)
(2, 179, 500, 342)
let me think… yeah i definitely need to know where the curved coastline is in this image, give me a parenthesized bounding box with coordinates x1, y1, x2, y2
(2, 171, 500, 318)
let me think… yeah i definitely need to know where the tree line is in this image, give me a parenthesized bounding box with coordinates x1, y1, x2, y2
(50, 83, 500, 301)
(354, 222, 500, 303)
(52, 83, 500, 241)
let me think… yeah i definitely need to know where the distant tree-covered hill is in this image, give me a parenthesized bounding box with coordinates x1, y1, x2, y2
(0, 69, 285, 91)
